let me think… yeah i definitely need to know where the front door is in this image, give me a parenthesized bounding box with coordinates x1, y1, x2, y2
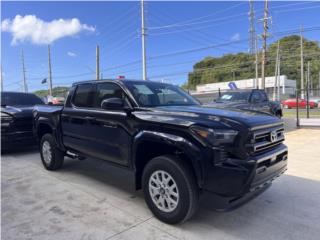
(86, 82, 133, 166)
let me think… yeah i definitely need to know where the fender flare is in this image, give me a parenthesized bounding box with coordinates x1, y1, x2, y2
(35, 117, 65, 150)
(132, 130, 205, 188)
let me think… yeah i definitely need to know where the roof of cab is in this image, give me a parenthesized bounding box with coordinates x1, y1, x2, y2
(71, 79, 172, 86)
(72, 79, 143, 86)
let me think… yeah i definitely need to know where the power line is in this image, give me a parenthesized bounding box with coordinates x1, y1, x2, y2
(148, 52, 320, 79)
(148, 1, 315, 31)
(148, 26, 320, 60)
(150, 2, 246, 31)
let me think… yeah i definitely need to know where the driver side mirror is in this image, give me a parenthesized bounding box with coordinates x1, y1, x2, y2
(101, 98, 124, 109)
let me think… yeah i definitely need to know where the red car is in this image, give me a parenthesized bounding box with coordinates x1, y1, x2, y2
(281, 98, 316, 109)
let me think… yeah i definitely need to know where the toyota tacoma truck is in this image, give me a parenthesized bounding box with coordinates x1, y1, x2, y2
(33, 79, 288, 224)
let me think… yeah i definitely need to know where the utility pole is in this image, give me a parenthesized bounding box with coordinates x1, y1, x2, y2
(21, 49, 27, 93)
(48, 45, 53, 96)
(96, 45, 100, 80)
(254, 35, 259, 88)
(318, 71, 320, 96)
(306, 61, 310, 118)
(277, 52, 281, 101)
(273, 41, 280, 101)
(248, 0, 256, 55)
(141, 0, 147, 80)
(249, 0, 258, 88)
(300, 26, 304, 99)
(1, 64, 3, 92)
(261, 0, 269, 90)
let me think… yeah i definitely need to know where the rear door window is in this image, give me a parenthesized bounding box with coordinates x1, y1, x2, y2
(73, 84, 94, 108)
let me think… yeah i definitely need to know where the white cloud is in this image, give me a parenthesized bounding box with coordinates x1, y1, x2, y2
(67, 51, 77, 57)
(1, 15, 95, 45)
(231, 33, 240, 41)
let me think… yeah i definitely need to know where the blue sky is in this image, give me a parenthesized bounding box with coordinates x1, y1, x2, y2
(2, 1, 320, 92)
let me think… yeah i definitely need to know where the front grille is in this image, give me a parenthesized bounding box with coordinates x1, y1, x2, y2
(247, 125, 285, 155)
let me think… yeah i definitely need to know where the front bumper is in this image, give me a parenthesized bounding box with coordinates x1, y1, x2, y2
(202, 144, 288, 210)
(1, 130, 36, 149)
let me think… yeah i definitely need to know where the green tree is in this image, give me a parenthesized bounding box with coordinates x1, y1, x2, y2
(186, 35, 320, 90)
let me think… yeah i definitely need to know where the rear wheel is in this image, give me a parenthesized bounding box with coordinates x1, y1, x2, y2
(142, 155, 199, 224)
(40, 134, 64, 170)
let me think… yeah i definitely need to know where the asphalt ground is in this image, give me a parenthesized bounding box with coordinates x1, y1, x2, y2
(1, 128, 320, 240)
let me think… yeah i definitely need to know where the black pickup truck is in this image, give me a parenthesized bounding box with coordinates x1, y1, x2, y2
(33, 79, 288, 224)
(207, 89, 283, 118)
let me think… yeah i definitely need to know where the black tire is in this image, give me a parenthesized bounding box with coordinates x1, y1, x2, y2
(142, 155, 199, 224)
(40, 133, 64, 170)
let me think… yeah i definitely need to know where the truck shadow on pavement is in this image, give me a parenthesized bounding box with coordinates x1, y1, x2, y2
(55, 157, 320, 239)
(2, 151, 320, 240)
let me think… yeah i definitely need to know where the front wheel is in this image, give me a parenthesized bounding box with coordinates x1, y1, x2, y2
(142, 155, 199, 224)
(40, 133, 64, 170)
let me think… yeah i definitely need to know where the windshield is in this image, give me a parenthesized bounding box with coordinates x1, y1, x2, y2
(1, 92, 44, 106)
(217, 91, 251, 102)
(124, 81, 200, 107)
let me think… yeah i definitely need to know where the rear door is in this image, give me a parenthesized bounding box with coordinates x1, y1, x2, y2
(61, 83, 95, 154)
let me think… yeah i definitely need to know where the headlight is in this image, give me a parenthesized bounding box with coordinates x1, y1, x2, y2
(1, 112, 13, 126)
(191, 125, 238, 146)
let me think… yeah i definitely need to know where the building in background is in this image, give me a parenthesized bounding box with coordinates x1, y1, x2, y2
(196, 75, 296, 96)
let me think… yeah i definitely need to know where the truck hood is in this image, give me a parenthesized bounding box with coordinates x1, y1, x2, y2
(134, 105, 282, 129)
(1, 105, 35, 118)
(206, 101, 250, 109)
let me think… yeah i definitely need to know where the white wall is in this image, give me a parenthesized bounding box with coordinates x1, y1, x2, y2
(196, 75, 296, 94)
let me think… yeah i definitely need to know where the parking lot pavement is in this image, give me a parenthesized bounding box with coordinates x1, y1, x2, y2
(2, 129, 320, 240)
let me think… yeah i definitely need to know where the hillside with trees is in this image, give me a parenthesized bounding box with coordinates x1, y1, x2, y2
(34, 87, 69, 98)
(186, 35, 320, 90)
